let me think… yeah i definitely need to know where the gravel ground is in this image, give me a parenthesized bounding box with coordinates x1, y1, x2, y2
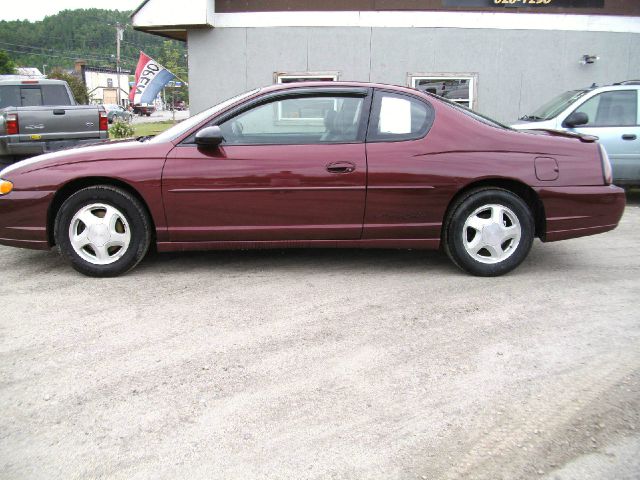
(0, 193, 639, 480)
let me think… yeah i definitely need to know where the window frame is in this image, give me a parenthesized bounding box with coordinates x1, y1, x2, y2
(180, 87, 373, 147)
(408, 73, 478, 110)
(366, 89, 435, 144)
(274, 72, 340, 85)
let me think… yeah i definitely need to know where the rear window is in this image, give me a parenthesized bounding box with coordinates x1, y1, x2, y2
(0, 86, 21, 108)
(0, 84, 72, 108)
(42, 85, 73, 105)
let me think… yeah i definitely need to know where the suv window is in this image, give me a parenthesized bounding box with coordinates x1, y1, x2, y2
(573, 90, 638, 127)
(218, 95, 365, 145)
(367, 91, 434, 142)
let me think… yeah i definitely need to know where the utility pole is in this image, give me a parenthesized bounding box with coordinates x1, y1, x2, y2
(116, 23, 124, 106)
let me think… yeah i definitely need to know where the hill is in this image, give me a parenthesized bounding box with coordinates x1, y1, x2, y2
(0, 9, 186, 74)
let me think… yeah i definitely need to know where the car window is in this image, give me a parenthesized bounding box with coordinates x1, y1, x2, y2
(20, 87, 43, 107)
(218, 95, 365, 145)
(41, 85, 72, 105)
(151, 89, 260, 144)
(0, 86, 21, 108)
(573, 90, 638, 127)
(367, 91, 434, 142)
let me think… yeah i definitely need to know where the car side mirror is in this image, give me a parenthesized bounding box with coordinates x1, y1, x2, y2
(195, 126, 224, 147)
(563, 112, 589, 128)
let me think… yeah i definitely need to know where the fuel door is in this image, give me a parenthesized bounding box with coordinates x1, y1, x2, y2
(534, 156, 559, 181)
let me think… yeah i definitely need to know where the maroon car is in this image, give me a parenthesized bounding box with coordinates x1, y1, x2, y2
(0, 82, 626, 277)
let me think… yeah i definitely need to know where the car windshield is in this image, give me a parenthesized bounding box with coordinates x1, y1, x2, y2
(523, 89, 589, 121)
(148, 89, 260, 143)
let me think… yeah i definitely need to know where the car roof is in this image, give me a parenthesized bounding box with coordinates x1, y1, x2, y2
(0, 78, 69, 86)
(259, 81, 425, 97)
(585, 81, 640, 91)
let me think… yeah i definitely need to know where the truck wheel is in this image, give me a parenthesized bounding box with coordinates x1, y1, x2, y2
(55, 186, 151, 277)
(443, 188, 534, 276)
(146, 113, 151, 117)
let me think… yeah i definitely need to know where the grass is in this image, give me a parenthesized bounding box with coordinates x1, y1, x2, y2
(131, 121, 177, 137)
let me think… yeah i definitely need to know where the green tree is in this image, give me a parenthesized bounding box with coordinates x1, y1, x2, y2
(157, 40, 188, 105)
(0, 9, 186, 72)
(0, 50, 16, 74)
(47, 68, 90, 104)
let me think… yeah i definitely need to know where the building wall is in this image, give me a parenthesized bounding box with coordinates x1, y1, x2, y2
(188, 26, 640, 123)
(83, 70, 130, 105)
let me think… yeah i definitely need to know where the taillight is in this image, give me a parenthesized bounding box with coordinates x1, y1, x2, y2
(6, 114, 18, 135)
(99, 109, 108, 131)
(599, 144, 613, 185)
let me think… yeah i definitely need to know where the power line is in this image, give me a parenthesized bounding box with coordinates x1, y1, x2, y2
(0, 47, 138, 68)
(0, 41, 115, 62)
(0, 40, 140, 62)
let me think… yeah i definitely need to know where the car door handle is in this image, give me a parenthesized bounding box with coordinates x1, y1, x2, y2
(53, 109, 66, 115)
(622, 134, 637, 140)
(326, 161, 356, 174)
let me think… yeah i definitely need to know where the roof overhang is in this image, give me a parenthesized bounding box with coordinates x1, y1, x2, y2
(131, 0, 214, 41)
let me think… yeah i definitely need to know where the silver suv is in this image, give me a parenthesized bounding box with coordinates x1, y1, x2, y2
(513, 81, 640, 187)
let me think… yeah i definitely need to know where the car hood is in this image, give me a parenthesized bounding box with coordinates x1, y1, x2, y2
(0, 138, 164, 177)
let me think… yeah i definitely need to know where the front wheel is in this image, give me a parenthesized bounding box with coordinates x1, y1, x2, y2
(443, 188, 534, 276)
(54, 186, 151, 277)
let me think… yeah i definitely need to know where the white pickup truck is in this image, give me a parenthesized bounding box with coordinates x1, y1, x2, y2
(0, 78, 109, 163)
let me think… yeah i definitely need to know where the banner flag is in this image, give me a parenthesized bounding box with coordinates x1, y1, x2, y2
(128, 52, 176, 104)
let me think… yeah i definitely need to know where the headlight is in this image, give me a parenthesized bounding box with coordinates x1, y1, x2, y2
(0, 179, 13, 195)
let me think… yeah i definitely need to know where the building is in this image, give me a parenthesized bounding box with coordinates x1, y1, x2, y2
(77, 62, 131, 106)
(132, 0, 640, 122)
(1, 68, 46, 81)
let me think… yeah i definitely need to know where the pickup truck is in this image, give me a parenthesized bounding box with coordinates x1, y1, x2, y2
(132, 103, 156, 116)
(0, 79, 108, 163)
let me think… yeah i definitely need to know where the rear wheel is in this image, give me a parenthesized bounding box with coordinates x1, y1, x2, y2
(444, 188, 534, 276)
(55, 186, 151, 277)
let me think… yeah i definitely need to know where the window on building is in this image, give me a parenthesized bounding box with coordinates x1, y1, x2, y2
(107, 78, 113, 88)
(573, 90, 638, 127)
(410, 74, 477, 109)
(275, 72, 339, 84)
(218, 94, 365, 145)
(274, 73, 340, 123)
(367, 91, 434, 142)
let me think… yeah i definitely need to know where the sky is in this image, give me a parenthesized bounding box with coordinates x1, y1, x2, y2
(1, 0, 143, 22)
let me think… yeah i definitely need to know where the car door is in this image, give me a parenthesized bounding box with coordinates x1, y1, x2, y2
(566, 89, 640, 183)
(162, 89, 370, 242)
(362, 90, 441, 240)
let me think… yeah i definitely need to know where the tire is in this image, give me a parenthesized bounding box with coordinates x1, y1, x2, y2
(146, 113, 151, 117)
(443, 188, 534, 276)
(54, 186, 151, 277)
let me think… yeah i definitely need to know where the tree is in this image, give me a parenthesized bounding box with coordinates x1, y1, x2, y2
(0, 50, 16, 74)
(0, 9, 185, 72)
(157, 40, 189, 105)
(47, 68, 90, 104)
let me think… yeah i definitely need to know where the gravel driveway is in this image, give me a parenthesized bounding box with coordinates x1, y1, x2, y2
(1, 194, 639, 480)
